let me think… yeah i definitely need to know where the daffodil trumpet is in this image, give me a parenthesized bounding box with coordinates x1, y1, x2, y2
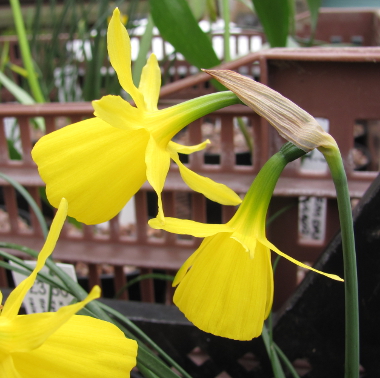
(31, 8, 242, 225)
(0, 198, 137, 377)
(149, 143, 343, 341)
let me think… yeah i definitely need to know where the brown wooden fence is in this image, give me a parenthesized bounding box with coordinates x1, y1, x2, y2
(1, 46, 380, 308)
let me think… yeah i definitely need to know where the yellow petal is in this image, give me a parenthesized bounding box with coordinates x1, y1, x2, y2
(149, 217, 233, 237)
(260, 238, 344, 282)
(108, 8, 145, 110)
(138, 54, 161, 112)
(92, 95, 144, 130)
(174, 233, 273, 340)
(262, 241, 274, 319)
(172, 240, 206, 287)
(168, 140, 210, 154)
(32, 118, 148, 224)
(2, 199, 67, 320)
(171, 151, 242, 206)
(3, 286, 100, 353)
(230, 232, 256, 257)
(173, 235, 218, 287)
(11, 315, 137, 378)
(145, 135, 171, 221)
(0, 355, 21, 378)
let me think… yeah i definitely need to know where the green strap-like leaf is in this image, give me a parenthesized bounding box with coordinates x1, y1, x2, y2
(0, 71, 45, 131)
(0, 71, 35, 104)
(148, 0, 220, 69)
(252, 0, 290, 47)
(306, 0, 322, 43)
(9, 0, 45, 103)
(186, 0, 207, 21)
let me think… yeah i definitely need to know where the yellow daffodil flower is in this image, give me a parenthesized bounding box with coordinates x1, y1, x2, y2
(31, 8, 241, 225)
(149, 143, 343, 340)
(0, 198, 137, 377)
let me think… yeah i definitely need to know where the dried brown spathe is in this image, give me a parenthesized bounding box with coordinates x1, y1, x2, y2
(204, 69, 337, 152)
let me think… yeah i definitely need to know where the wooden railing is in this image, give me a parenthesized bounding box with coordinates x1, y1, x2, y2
(1, 46, 380, 307)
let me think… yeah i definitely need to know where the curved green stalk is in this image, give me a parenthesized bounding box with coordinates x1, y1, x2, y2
(320, 146, 359, 378)
(9, 0, 45, 103)
(262, 143, 305, 378)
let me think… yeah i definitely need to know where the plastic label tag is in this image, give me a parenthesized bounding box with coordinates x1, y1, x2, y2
(11, 261, 78, 314)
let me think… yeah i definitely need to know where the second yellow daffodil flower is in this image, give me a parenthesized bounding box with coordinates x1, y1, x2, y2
(32, 8, 241, 225)
(149, 143, 343, 341)
(0, 198, 137, 377)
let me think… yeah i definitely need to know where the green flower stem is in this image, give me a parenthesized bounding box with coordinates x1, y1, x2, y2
(9, 0, 45, 103)
(220, 0, 231, 62)
(185, 91, 241, 116)
(234, 142, 306, 227)
(156, 91, 242, 144)
(320, 145, 359, 378)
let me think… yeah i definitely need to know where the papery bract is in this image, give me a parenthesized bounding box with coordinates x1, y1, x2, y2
(0, 198, 137, 377)
(204, 69, 337, 152)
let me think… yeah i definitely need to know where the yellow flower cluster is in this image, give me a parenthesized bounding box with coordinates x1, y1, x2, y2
(29, 7, 343, 348)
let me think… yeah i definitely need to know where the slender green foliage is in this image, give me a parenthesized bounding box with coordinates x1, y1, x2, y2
(132, 15, 154, 87)
(220, 0, 231, 61)
(262, 325, 286, 378)
(306, 0, 322, 44)
(149, 0, 220, 69)
(0, 172, 48, 238)
(9, 0, 45, 102)
(0, 241, 191, 378)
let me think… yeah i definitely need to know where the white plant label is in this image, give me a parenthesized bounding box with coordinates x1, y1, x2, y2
(298, 196, 327, 244)
(298, 118, 329, 244)
(11, 261, 78, 314)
